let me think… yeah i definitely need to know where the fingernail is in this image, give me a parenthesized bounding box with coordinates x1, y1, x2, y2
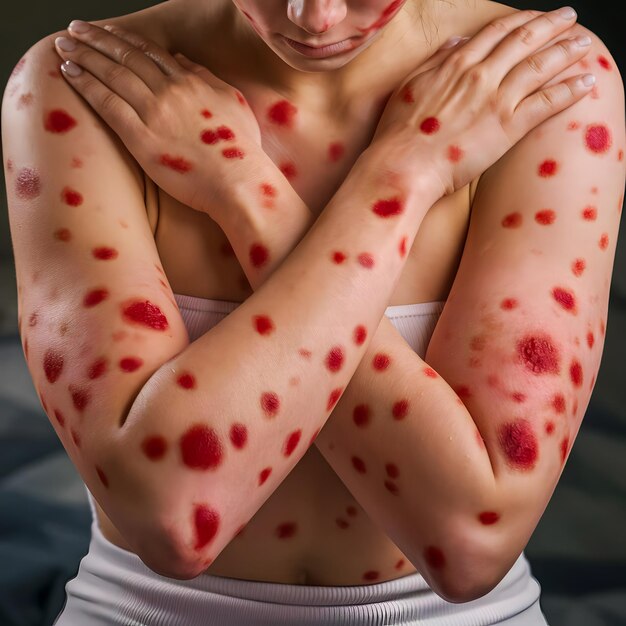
(575, 35, 592, 46)
(61, 59, 82, 77)
(441, 35, 462, 48)
(557, 6, 577, 19)
(581, 73, 596, 87)
(68, 20, 90, 33)
(55, 36, 76, 52)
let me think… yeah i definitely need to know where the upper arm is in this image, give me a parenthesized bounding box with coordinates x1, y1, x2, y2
(2, 34, 189, 548)
(424, 24, 625, 577)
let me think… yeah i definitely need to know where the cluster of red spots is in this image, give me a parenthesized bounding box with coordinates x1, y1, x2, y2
(570, 359, 583, 387)
(253, 314, 275, 335)
(447, 145, 464, 163)
(70, 385, 91, 412)
(353, 324, 367, 345)
(159, 153, 193, 173)
(478, 511, 500, 525)
(200, 125, 235, 144)
(259, 467, 272, 485)
(92, 246, 118, 260)
(279, 161, 297, 179)
(122, 300, 169, 330)
(222, 147, 245, 159)
(84, 288, 109, 307)
(424, 545, 446, 569)
(119, 356, 143, 372)
(392, 398, 409, 420)
(597, 55, 612, 70)
(141, 435, 168, 460)
(497, 418, 538, 471)
(260, 182, 277, 198)
(599, 233, 609, 250)
(571, 258, 586, 277)
(43, 349, 64, 383)
(260, 391, 280, 417)
(400, 85, 415, 103)
(200, 108, 213, 118)
(87, 356, 108, 379)
(423, 367, 438, 378)
(331, 250, 347, 264)
(325, 345, 345, 372)
(61, 186, 83, 206)
(357, 252, 375, 268)
(352, 455, 367, 473)
(538, 159, 558, 177)
(502, 212, 522, 228)
(267, 100, 298, 128)
(95, 466, 109, 488)
(517, 334, 561, 375)
(419, 116, 440, 134)
(353, 403, 370, 427)
(327, 387, 344, 410)
(230, 423, 248, 449)
(328, 142, 345, 162)
(511, 392, 526, 403)
(585, 124, 612, 154)
(193, 504, 220, 550)
(582, 206, 598, 221)
(535, 209, 556, 225)
(587, 331, 595, 348)
(567, 120, 581, 131)
(54, 409, 66, 427)
(372, 196, 404, 218)
(545, 420, 555, 435)
(177, 372, 196, 389)
(15, 167, 41, 199)
(372, 352, 391, 371)
(552, 286, 577, 313)
(552, 393, 566, 414)
(44, 109, 77, 133)
(399, 235, 408, 258)
(180, 423, 223, 470)
(501, 298, 518, 310)
(249, 242, 269, 268)
(276, 521, 297, 539)
(283, 430, 302, 456)
(358, 0, 404, 34)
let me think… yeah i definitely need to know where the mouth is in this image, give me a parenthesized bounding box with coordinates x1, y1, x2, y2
(282, 35, 366, 58)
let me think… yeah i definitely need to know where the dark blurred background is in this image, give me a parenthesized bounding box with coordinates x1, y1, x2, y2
(1, 1, 625, 625)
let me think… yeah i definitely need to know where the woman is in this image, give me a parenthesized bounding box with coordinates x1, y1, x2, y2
(3, 0, 624, 624)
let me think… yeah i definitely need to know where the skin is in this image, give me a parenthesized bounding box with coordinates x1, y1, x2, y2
(3, 0, 625, 600)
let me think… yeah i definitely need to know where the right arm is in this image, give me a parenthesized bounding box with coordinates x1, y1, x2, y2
(3, 35, 440, 579)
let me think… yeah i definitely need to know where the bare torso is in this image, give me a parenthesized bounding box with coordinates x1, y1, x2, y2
(85, 0, 518, 585)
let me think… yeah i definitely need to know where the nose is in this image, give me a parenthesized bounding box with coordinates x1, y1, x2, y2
(287, 0, 347, 35)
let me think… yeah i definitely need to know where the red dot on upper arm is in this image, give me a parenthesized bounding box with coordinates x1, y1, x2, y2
(61, 186, 83, 206)
(538, 159, 558, 177)
(43, 109, 77, 133)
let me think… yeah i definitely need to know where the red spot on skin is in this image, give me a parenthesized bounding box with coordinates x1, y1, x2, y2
(455, 385, 472, 399)
(501, 298, 518, 310)
(54, 409, 65, 427)
(29, 312, 38, 327)
(502, 212, 523, 228)
(511, 392, 526, 403)
(18, 92, 34, 109)
(267, 100, 298, 127)
(552, 287, 577, 313)
(260, 182, 277, 197)
(498, 419, 539, 471)
(535, 209, 556, 225)
(572, 258, 586, 277)
(546, 421, 555, 435)
(400, 85, 414, 103)
(160, 153, 193, 173)
(560, 437, 569, 464)
(399, 235, 408, 258)
(357, 252, 375, 268)
(353, 404, 370, 426)
(250, 242, 269, 267)
(587, 331, 595, 348)
(142, 435, 168, 460)
(83, 288, 109, 307)
(276, 522, 297, 538)
(96, 466, 109, 488)
(119, 356, 143, 372)
(327, 387, 344, 410)
(353, 324, 367, 345)
(352, 456, 366, 473)
(570, 359, 583, 388)
(372, 196, 404, 218)
(386, 463, 400, 478)
(392, 398, 409, 420)
(180, 424, 223, 470)
(582, 206, 597, 221)
(309, 428, 321, 448)
(517, 334, 561, 375)
(229, 423, 248, 449)
(259, 467, 272, 485)
(423, 367, 438, 378)
(597, 55, 612, 70)
(325, 346, 345, 372)
(332, 250, 347, 264)
(420, 117, 440, 134)
(43, 350, 64, 383)
(70, 157, 83, 168)
(363, 570, 380, 581)
(61, 186, 83, 206)
(200, 108, 212, 118)
(336, 518, 350, 529)
(15, 167, 41, 199)
(599, 233, 609, 250)
(447, 145, 464, 162)
(253, 314, 275, 335)
(328, 142, 345, 162)
(395, 558, 406, 569)
(424, 545, 446, 569)
(193, 504, 220, 550)
(385, 482, 398, 495)
(279, 161, 298, 179)
(87, 357, 108, 380)
(372, 353, 391, 371)
(261, 391, 280, 417)
(235, 91, 247, 106)
(283, 430, 301, 456)
(538, 159, 558, 177)
(122, 300, 169, 330)
(567, 121, 581, 131)
(222, 147, 245, 159)
(618, 149, 624, 162)
(478, 511, 500, 525)
(298, 348, 312, 359)
(552, 393, 566, 413)
(585, 124, 612, 154)
(44, 109, 77, 133)
(92, 246, 118, 260)
(70, 385, 90, 412)
(177, 372, 196, 389)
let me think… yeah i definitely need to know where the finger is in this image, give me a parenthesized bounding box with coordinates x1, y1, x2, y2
(501, 34, 592, 109)
(511, 72, 595, 139)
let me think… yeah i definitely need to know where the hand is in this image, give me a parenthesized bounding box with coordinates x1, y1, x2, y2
(54, 21, 263, 216)
(371, 8, 595, 197)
